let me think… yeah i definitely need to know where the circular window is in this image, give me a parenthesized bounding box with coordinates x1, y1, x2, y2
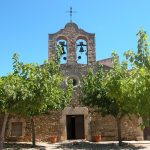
(66, 76, 80, 87)
(72, 78, 78, 86)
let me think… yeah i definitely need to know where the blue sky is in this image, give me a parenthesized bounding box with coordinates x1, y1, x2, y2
(0, 0, 150, 75)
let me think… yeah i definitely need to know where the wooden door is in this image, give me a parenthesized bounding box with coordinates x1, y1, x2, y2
(75, 115, 85, 139)
(144, 120, 150, 140)
(66, 115, 85, 140)
(66, 115, 75, 139)
(144, 127, 150, 140)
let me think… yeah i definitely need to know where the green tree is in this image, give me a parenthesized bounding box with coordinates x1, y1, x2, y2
(80, 52, 134, 146)
(125, 29, 150, 68)
(0, 76, 8, 150)
(0, 74, 23, 149)
(106, 52, 135, 145)
(125, 29, 150, 125)
(0, 46, 73, 148)
(10, 52, 73, 147)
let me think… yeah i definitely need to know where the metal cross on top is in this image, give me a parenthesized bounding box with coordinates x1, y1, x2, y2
(66, 7, 76, 22)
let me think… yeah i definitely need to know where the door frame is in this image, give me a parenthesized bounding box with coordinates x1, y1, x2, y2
(60, 107, 90, 141)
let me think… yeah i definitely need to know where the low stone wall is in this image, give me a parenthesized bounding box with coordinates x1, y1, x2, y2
(34, 111, 63, 142)
(89, 111, 142, 141)
(1, 111, 62, 142)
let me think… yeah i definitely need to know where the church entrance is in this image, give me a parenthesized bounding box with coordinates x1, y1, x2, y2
(66, 115, 85, 140)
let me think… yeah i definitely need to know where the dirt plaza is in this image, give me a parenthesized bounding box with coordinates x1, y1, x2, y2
(3, 140, 150, 150)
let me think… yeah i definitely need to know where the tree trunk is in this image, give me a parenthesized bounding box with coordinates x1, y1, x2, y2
(116, 117, 122, 146)
(0, 113, 9, 150)
(31, 116, 36, 147)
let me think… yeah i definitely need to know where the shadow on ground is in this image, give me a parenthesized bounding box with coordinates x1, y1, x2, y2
(56, 141, 145, 150)
(4, 143, 46, 150)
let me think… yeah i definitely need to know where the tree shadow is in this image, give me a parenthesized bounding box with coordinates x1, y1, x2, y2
(56, 141, 145, 150)
(4, 142, 46, 150)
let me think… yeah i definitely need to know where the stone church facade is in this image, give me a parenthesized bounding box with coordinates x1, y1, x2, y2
(0, 22, 147, 142)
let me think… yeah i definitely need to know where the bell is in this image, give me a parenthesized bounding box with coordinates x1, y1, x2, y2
(62, 48, 66, 55)
(62, 51, 66, 55)
(79, 46, 84, 53)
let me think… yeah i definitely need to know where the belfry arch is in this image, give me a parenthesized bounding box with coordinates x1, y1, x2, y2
(76, 38, 88, 64)
(56, 36, 68, 64)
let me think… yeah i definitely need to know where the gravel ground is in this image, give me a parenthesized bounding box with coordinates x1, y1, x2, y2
(3, 140, 150, 150)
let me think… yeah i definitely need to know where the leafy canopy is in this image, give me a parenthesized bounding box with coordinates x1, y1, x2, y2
(5, 51, 73, 117)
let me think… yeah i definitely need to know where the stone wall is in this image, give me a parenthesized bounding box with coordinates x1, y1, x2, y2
(0, 109, 143, 142)
(97, 58, 113, 68)
(89, 110, 142, 141)
(34, 111, 63, 142)
(0, 111, 62, 142)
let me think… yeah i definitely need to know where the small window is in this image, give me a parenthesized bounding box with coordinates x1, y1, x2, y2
(11, 122, 23, 136)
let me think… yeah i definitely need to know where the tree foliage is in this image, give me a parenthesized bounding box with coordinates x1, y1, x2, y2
(80, 53, 134, 146)
(125, 29, 150, 121)
(0, 73, 23, 149)
(10, 51, 73, 146)
(10, 53, 73, 116)
(81, 29, 150, 145)
(0, 47, 73, 147)
(80, 65, 118, 117)
(125, 29, 150, 68)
